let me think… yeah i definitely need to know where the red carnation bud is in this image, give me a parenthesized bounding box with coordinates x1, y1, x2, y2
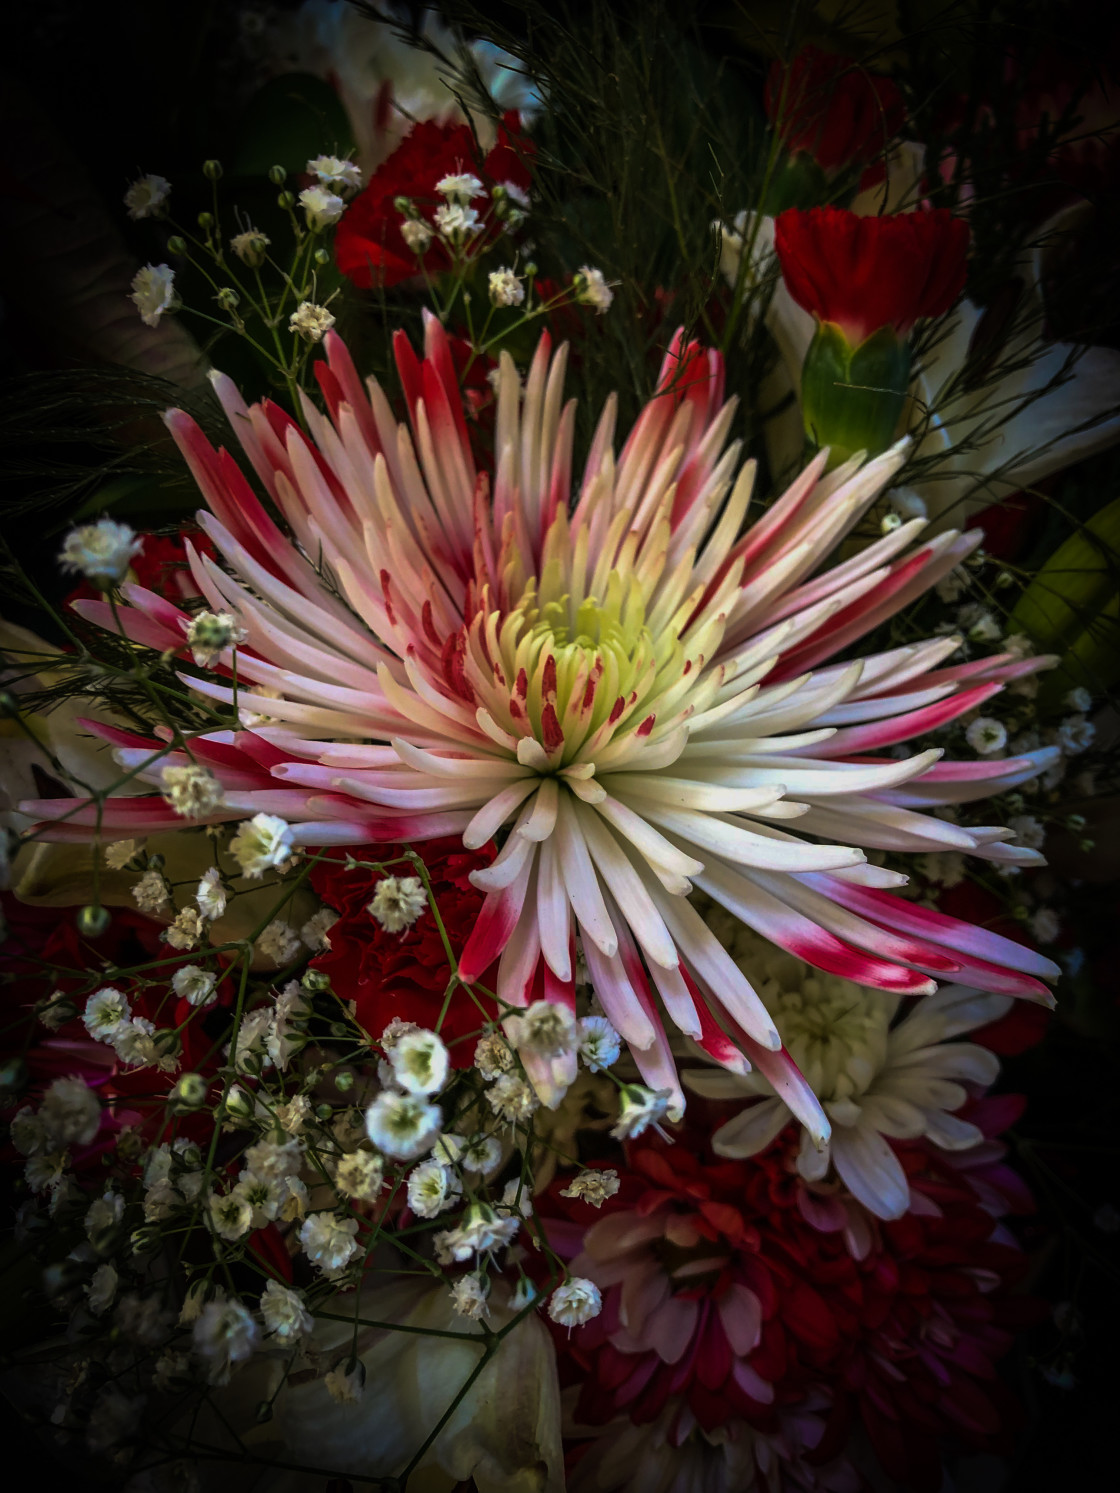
(765, 45, 906, 174)
(774, 206, 970, 345)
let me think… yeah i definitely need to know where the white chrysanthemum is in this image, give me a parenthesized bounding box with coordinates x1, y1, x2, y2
(611, 1084, 672, 1138)
(364, 1090, 441, 1159)
(489, 267, 525, 308)
(407, 1159, 462, 1218)
(260, 1280, 313, 1340)
(574, 266, 613, 312)
(299, 1211, 360, 1276)
(192, 1298, 260, 1385)
(549, 1277, 602, 1327)
(161, 763, 225, 818)
(299, 184, 346, 229)
(307, 154, 363, 195)
(124, 173, 171, 219)
(83, 986, 131, 1041)
(387, 1027, 449, 1095)
(289, 301, 336, 342)
(130, 263, 177, 326)
(39, 1077, 101, 1148)
(196, 867, 227, 920)
(368, 874, 427, 931)
(186, 610, 246, 667)
(230, 813, 293, 877)
(400, 217, 433, 253)
(334, 1149, 384, 1201)
(685, 936, 1011, 1219)
(171, 964, 217, 1007)
(577, 1016, 621, 1072)
(560, 1168, 620, 1208)
(448, 1271, 490, 1320)
(59, 519, 142, 585)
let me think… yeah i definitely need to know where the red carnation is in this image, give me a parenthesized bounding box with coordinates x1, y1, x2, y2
(774, 206, 970, 346)
(308, 838, 497, 1062)
(335, 114, 533, 290)
(765, 46, 906, 174)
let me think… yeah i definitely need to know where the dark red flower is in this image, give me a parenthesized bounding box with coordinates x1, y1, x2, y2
(309, 839, 497, 1062)
(335, 114, 533, 290)
(765, 46, 906, 174)
(774, 206, 970, 345)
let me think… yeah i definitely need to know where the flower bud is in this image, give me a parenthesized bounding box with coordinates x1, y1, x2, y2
(216, 287, 240, 312)
(197, 211, 215, 231)
(167, 235, 187, 255)
(154, 1028, 182, 1061)
(268, 164, 287, 186)
(277, 191, 296, 210)
(131, 1224, 161, 1257)
(799, 321, 911, 468)
(203, 159, 223, 180)
(301, 969, 331, 993)
(313, 247, 331, 265)
(335, 1070, 355, 1092)
(225, 1084, 256, 1120)
(76, 904, 110, 938)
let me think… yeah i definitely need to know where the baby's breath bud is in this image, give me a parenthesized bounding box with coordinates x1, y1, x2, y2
(335, 1070, 354, 1092)
(197, 211, 214, 231)
(76, 904, 110, 938)
(153, 1028, 182, 1061)
(131, 1224, 161, 1257)
(167, 235, 187, 255)
(301, 969, 331, 993)
(230, 228, 270, 267)
(216, 287, 240, 311)
(203, 159, 223, 180)
(393, 196, 414, 215)
(174, 1073, 208, 1110)
(277, 190, 296, 210)
(268, 164, 287, 185)
(313, 247, 331, 265)
(225, 1085, 256, 1120)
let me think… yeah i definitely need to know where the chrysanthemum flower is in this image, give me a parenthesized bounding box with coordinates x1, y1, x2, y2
(25, 320, 1060, 1134)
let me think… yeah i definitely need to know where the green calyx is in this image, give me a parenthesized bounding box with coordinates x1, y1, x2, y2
(800, 321, 912, 468)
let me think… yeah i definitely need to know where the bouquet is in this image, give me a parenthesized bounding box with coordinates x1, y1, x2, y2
(2, 3, 1118, 1489)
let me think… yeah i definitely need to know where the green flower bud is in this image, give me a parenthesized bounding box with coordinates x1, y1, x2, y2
(197, 211, 215, 231)
(277, 191, 296, 210)
(301, 969, 331, 993)
(173, 1073, 208, 1110)
(76, 904, 110, 938)
(167, 235, 188, 255)
(203, 159, 223, 181)
(216, 286, 240, 311)
(268, 165, 287, 186)
(800, 322, 911, 469)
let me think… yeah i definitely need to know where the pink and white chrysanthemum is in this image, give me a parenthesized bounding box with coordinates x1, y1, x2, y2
(24, 317, 1060, 1138)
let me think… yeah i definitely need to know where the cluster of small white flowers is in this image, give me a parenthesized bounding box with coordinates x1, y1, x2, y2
(489, 266, 525, 307)
(163, 905, 205, 951)
(407, 1158, 462, 1218)
(364, 1090, 442, 1159)
(171, 964, 217, 1008)
(611, 1084, 671, 1139)
(299, 184, 346, 230)
(401, 217, 434, 254)
(192, 1297, 260, 1385)
(289, 301, 337, 342)
(59, 519, 142, 585)
(334, 1148, 384, 1201)
(300, 906, 338, 952)
(1057, 714, 1095, 755)
(574, 265, 614, 313)
(307, 154, 363, 196)
(161, 763, 226, 818)
(299, 1211, 360, 1279)
(132, 866, 171, 913)
(957, 603, 1002, 643)
(196, 867, 227, 921)
(548, 1276, 602, 1327)
(260, 1279, 314, 1341)
(230, 227, 270, 266)
(434, 1202, 519, 1265)
(256, 918, 302, 967)
(105, 838, 142, 870)
(559, 1168, 620, 1208)
(434, 201, 482, 241)
(448, 1270, 490, 1320)
(368, 874, 427, 931)
(965, 716, 1008, 756)
(486, 1072, 540, 1124)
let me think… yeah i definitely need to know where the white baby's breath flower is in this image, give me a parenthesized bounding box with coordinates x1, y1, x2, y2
(434, 201, 481, 239)
(10, 1108, 48, 1156)
(299, 184, 346, 229)
(85, 1188, 124, 1242)
(299, 1212, 360, 1277)
(435, 1202, 519, 1263)
(161, 763, 225, 818)
(611, 1085, 671, 1139)
(1058, 715, 1095, 755)
(307, 154, 363, 196)
(83, 986, 131, 1042)
(132, 867, 170, 913)
(574, 265, 613, 313)
(171, 964, 217, 1008)
(506, 1000, 576, 1058)
(577, 1015, 621, 1072)
(111, 1016, 164, 1069)
(400, 217, 433, 253)
(300, 906, 338, 952)
(448, 1271, 489, 1320)
(917, 850, 966, 888)
(124, 173, 170, 219)
(1003, 633, 1034, 660)
(488, 267, 525, 307)
(39, 1076, 101, 1148)
(289, 301, 336, 342)
(59, 519, 142, 585)
(1064, 686, 1093, 713)
(1008, 814, 1046, 851)
(86, 1262, 118, 1316)
(965, 716, 1008, 756)
(325, 1361, 365, 1404)
(163, 906, 204, 950)
(548, 1277, 601, 1327)
(130, 263, 177, 326)
(230, 813, 293, 878)
(887, 486, 927, 521)
(407, 1159, 462, 1218)
(260, 1280, 313, 1340)
(559, 1168, 620, 1208)
(334, 1149, 384, 1202)
(256, 919, 301, 967)
(957, 603, 1001, 642)
(105, 839, 141, 870)
(367, 875, 427, 931)
(192, 1298, 260, 1385)
(364, 1091, 441, 1159)
(230, 228, 270, 269)
(486, 1073, 539, 1124)
(196, 867, 227, 920)
(473, 1030, 513, 1080)
(186, 610, 246, 666)
(1030, 907, 1060, 944)
(935, 566, 968, 602)
(436, 172, 484, 202)
(458, 1134, 502, 1175)
(208, 1189, 253, 1242)
(388, 1028, 450, 1095)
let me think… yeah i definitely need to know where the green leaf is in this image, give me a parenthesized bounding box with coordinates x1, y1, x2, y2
(233, 73, 355, 180)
